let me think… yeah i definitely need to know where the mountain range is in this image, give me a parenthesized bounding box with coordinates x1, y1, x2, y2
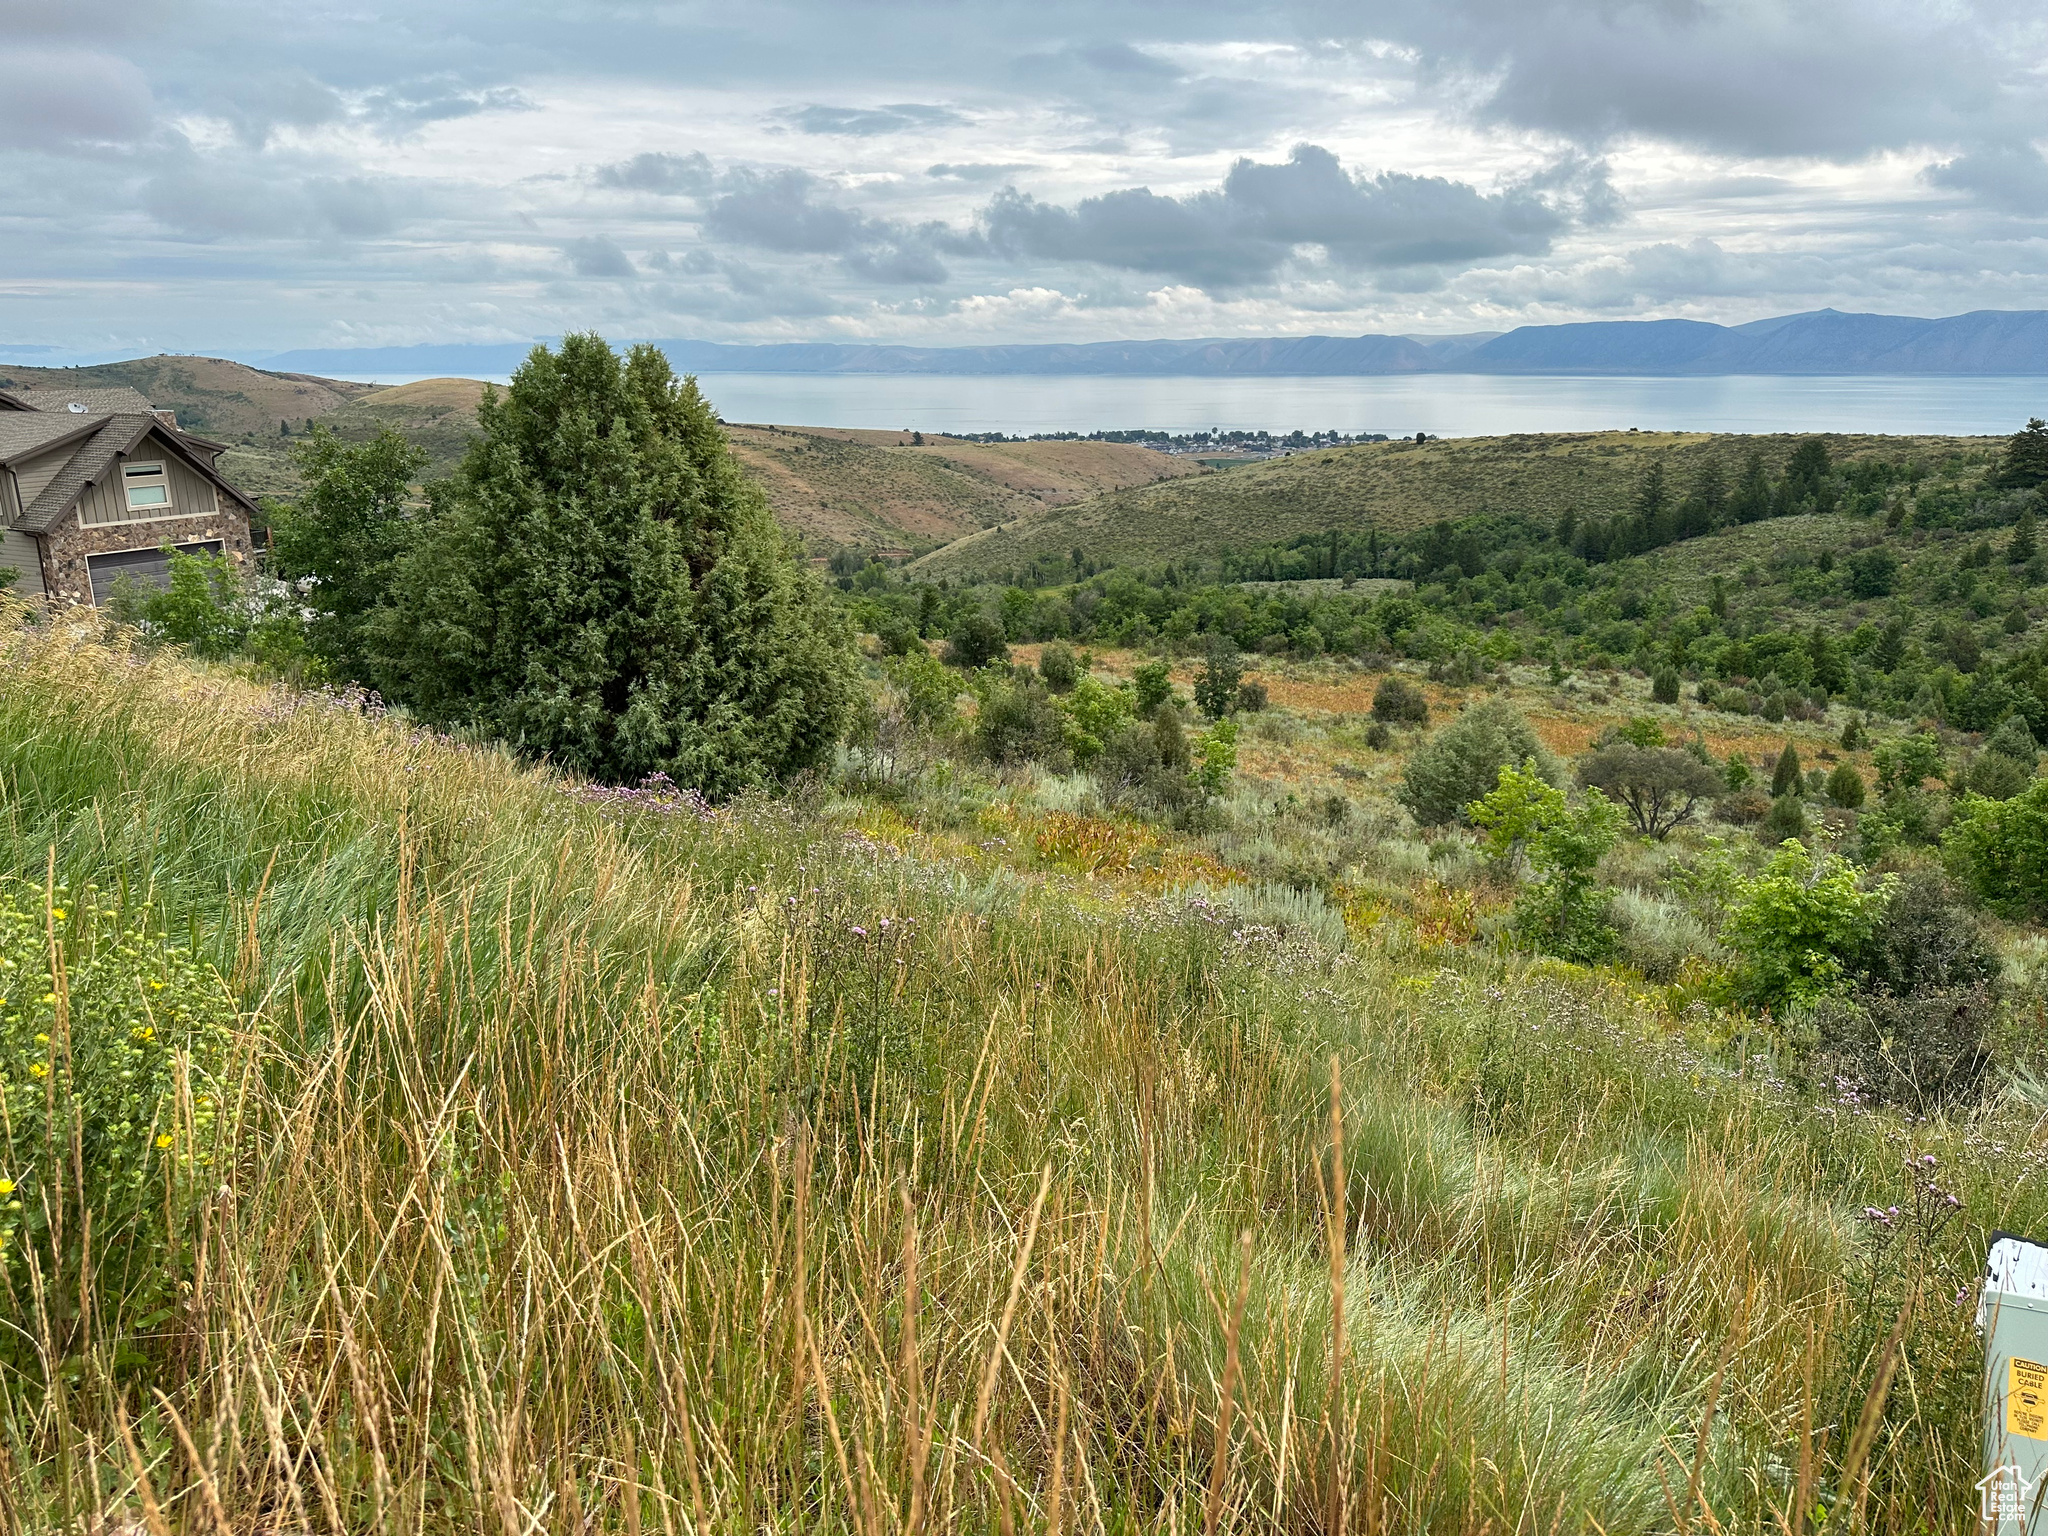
(252, 308, 2047, 379)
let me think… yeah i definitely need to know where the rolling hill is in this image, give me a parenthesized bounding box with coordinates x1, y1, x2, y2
(0, 354, 374, 438)
(913, 429, 1998, 578)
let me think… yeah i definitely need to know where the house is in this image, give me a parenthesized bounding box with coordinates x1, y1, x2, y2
(0, 383, 258, 607)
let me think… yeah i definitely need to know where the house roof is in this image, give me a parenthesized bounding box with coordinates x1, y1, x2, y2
(10, 413, 259, 535)
(1, 385, 159, 416)
(0, 412, 102, 465)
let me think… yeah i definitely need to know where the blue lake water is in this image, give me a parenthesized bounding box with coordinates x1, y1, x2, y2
(360, 371, 2048, 438)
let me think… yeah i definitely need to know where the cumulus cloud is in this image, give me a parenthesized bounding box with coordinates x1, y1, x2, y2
(1926, 145, 2048, 217)
(595, 152, 716, 196)
(564, 236, 638, 278)
(703, 168, 952, 285)
(0, 48, 155, 148)
(981, 144, 1573, 288)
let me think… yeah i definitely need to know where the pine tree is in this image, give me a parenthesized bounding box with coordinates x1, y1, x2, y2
(1995, 419, 2048, 490)
(1771, 741, 1804, 798)
(1730, 452, 1772, 524)
(1631, 460, 1670, 551)
(371, 334, 857, 797)
(2011, 505, 2039, 564)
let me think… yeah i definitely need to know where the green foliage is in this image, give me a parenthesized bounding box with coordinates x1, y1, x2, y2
(1770, 742, 1803, 798)
(1873, 732, 1945, 794)
(1965, 750, 2032, 800)
(1193, 636, 1243, 718)
(1986, 712, 2040, 767)
(1037, 638, 1079, 693)
(370, 335, 857, 798)
(271, 425, 427, 673)
(946, 611, 1009, 668)
(1724, 841, 1891, 1013)
(0, 882, 238, 1359)
(1945, 776, 2048, 918)
(1514, 787, 1625, 964)
(1613, 717, 1666, 748)
(1826, 763, 1867, 808)
(1097, 704, 1200, 816)
(1371, 674, 1430, 725)
(1195, 717, 1238, 794)
(886, 648, 961, 736)
(1847, 545, 1898, 598)
(1057, 674, 1137, 766)
(1994, 418, 2048, 490)
(972, 671, 1068, 769)
(1398, 702, 1558, 827)
(1761, 793, 1809, 845)
(1132, 659, 1174, 714)
(2011, 505, 2039, 564)
(1651, 667, 1680, 705)
(1576, 745, 1724, 838)
(1855, 870, 1996, 998)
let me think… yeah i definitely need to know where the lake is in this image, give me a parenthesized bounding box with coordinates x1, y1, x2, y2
(359, 370, 2048, 438)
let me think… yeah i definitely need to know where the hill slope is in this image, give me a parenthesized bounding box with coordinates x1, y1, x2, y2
(915, 430, 1994, 578)
(0, 354, 373, 438)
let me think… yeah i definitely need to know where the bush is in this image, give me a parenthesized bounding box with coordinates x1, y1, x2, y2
(0, 882, 239, 1358)
(1364, 721, 1391, 750)
(1235, 679, 1268, 713)
(974, 673, 1069, 769)
(1468, 766, 1624, 963)
(1761, 793, 1808, 845)
(1037, 639, 1079, 693)
(1807, 986, 1995, 1114)
(1965, 751, 2032, 800)
(1372, 675, 1430, 725)
(1132, 659, 1174, 714)
(1652, 668, 1681, 705)
(1724, 841, 1891, 1012)
(1192, 638, 1242, 718)
(1946, 777, 2048, 918)
(1056, 673, 1136, 766)
(946, 611, 1010, 669)
(1848, 546, 1898, 598)
(1399, 702, 1559, 827)
(1576, 745, 1724, 837)
(1827, 763, 1867, 808)
(1770, 742, 1804, 798)
(1097, 704, 1198, 816)
(1856, 870, 1997, 997)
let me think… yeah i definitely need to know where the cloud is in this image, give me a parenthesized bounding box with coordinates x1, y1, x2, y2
(564, 236, 638, 278)
(927, 163, 1028, 182)
(785, 103, 966, 136)
(980, 144, 1571, 289)
(0, 48, 155, 148)
(595, 152, 716, 196)
(140, 159, 403, 241)
(1926, 145, 2048, 217)
(703, 167, 950, 284)
(356, 83, 535, 136)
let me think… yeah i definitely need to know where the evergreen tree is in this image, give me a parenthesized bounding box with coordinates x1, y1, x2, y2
(1630, 460, 1670, 552)
(371, 335, 857, 797)
(1730, 452, 1772, 523)
(2011, 505, 2039, 564)
(1771, 741, 1804, 797)
(1677, 459, 1725, 538)
(1779, 437, 1834, 514)
(1995, 418, 2048, 490)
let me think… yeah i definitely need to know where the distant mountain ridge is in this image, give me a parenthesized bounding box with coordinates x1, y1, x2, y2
(253, 308, 2048, 379)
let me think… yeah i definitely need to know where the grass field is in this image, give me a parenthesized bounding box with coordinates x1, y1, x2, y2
(4, 604, 2041, 1533)
(0, 355, 375, 441)
(916, 431, 1999, 579)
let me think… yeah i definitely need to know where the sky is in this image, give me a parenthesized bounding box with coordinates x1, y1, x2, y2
(3, 0, 2047, 358)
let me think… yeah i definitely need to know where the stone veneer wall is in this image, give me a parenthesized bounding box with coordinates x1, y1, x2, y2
(40, 509, 255, 607)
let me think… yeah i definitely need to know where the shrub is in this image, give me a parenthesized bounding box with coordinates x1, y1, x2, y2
(1986, 713, 2041, 768)
(1873, 732, 1945, 794)
(1651, 668, 1680, 705)
(1848, 546, 1898, 598)
(1192, 637, 1243, 718)
(1827, 763, 1867, 808)
(1234, 679, 1268, 713)
(1577, 745, 1724, 838)
(1946, 777, 2048, 918)
(1770, 742, 1804, 798)
(1372, 674, 1430, 725)
(1132, 659, 1174, 714)
(1037, 639, 1079, 693)
(1097, 704, 1198, 816)
(887, 648, 962, 736)
(1724, 841, 1891, 1012)
(1399, 702, 1559, 827)
(1807, 986, 1995, 1114)
(973, 674, 1069, 769)
(1717, 788, 1770, 825)
(1056, 674, 1136, 766)
(946, 611, 1010, 669)
(1761, 793, 1808, 845)
(1364, 721, 1391, 750)
(1965, 751, 2032, 800)
(1856, 870, 1997, 997)
(0, 882, 239, 1358)
(371, 335, 857, 798)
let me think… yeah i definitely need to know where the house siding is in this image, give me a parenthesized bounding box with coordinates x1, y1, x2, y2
(12, 445, 72, 510)
(0, 530, 45, 596)
(78, 432, 221, 527)
(42, 510, 253, 607)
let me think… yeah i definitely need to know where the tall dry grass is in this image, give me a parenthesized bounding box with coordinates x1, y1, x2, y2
(0, 613, 2029, 1533)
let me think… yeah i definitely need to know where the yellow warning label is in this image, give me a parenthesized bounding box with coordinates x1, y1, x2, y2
(2010, 1358, 2048, 1440)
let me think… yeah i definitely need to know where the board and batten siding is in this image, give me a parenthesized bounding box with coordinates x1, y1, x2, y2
(75, 435, 220, 527)
(0, 530, 46, 596)
(11, 446, 73, 511)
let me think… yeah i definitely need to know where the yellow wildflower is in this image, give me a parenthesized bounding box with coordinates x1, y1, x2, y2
(34, 1033, 48, 1046)
(156, 1134, 174, 1150)
(49, 908, 66, 921)
(0, 1179, 12, 1195)
(150, 979, 166, 990)
(28, 1064, 46, 1079)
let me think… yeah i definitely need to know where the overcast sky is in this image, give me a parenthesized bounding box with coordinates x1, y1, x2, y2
(4, 0, 2047, 357)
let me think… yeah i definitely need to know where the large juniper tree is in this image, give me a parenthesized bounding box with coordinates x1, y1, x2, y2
(373, 335, 857, 796)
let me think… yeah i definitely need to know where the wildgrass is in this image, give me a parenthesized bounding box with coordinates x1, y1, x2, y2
(0, 614, 2041, 1533)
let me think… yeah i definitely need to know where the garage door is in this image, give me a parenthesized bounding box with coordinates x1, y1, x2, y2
(86, 541, 224, 607)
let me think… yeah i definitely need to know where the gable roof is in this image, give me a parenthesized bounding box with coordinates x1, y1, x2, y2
(12, 415, 259, 534)
(0, 412, 103, 465)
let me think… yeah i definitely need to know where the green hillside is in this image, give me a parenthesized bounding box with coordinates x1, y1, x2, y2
(918, 429, 1997, 579)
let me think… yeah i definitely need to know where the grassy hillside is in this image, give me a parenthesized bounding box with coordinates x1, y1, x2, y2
(4, 610, 2041, 1532)
(219, 374, 1202, 551)
(0, 354, 374, 438)
(919, 430, 1995, 578)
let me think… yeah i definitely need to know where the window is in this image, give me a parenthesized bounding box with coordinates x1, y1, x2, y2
(122, 461, 170, 512)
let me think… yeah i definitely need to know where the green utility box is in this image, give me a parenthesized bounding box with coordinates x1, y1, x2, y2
(1979, 1233, 2048, 1530)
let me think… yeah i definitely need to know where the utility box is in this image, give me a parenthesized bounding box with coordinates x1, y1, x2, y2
(1978, 1233, 2048, 1531)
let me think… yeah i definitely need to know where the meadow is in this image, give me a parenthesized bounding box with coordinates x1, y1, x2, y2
(5, 600, 2044, 1534)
